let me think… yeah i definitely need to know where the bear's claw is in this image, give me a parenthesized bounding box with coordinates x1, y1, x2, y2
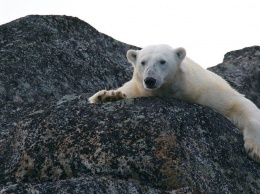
(244, 131, 260, 162)
(88, 90, 126, 103)
(244, 144, 260, 162)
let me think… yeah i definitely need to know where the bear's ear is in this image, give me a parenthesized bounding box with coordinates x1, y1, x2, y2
(175, 47, 186, 61)
(127, 50, 138, 65)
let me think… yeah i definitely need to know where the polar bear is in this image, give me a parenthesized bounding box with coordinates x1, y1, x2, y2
(88, 44, 260, 162)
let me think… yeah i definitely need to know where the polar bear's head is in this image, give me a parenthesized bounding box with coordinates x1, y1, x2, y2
(127, 45, 186, 90)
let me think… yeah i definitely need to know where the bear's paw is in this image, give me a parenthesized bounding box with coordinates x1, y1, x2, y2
(243, 121, 260, 162)
(88, 90, 126, 103)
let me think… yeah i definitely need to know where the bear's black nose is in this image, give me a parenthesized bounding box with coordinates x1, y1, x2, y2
(144, 77, 156, 87)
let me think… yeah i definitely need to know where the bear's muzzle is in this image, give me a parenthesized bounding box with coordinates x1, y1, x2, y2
(144, 77, 157, 88)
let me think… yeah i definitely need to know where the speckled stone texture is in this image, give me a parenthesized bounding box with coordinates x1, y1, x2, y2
(0, 15, 259, 194)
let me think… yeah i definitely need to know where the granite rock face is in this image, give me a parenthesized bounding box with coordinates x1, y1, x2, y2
(0, 14, 138, 145)
(0, 15, 260, 194)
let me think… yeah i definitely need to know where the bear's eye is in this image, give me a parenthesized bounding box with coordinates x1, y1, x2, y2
(160, 60, 166, 65)
(141, 61, 146, 66)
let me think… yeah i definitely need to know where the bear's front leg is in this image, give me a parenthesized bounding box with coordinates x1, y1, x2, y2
(88, 90, 126, 103)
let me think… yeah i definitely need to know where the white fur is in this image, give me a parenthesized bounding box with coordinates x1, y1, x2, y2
(89, 44, 260, 162)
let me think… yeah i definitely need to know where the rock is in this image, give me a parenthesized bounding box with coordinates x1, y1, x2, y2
(0, 15, 260, 193)
(0, 176, 170, 194)
(208, 46, 260, 108)
(0, 15, 138, 139)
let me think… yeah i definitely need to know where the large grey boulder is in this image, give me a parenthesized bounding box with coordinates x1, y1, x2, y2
(0, 15, 259, 193)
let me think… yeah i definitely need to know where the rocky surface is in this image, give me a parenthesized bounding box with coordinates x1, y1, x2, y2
(0, 15, 260, 193)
